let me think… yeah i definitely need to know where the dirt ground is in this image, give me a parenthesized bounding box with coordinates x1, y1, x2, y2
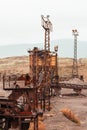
(43, 88, 87, 130)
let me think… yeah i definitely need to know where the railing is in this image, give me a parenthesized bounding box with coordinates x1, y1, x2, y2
(3, 74, 30, 90)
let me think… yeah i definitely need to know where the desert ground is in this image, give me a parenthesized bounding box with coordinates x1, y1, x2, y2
(43, 88, 87, 130)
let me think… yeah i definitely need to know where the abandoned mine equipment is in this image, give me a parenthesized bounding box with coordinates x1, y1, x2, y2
(59, 30, 87, 94)
(0, 15, 59, 130)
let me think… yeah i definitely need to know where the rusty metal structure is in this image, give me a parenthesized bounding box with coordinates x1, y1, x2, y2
(59, 29, 87, 94)
(72, 29, 79, 78)
(0, 15, 59, 129)
(0, 74, 39, 130)
(59, 77, 87, 94)
(41, 15, 52, 51)
(1, 15, 87, 130)
(28, 15, 59, 110)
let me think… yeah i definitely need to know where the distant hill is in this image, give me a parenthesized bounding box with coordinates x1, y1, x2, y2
(0, 43, 39, 58)
(52, 39, 87, 58)
(0, 39, 87, 58)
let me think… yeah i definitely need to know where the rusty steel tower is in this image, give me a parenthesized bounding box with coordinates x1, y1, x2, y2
(41, 15, 52, 51)
(72, 29, 79, 78)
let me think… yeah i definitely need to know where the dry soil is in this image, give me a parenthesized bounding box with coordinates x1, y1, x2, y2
(43, 88, 87, 130)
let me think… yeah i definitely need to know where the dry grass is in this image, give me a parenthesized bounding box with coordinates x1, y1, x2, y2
(60, 108, 81, 125)
(0, 56, 87, 81)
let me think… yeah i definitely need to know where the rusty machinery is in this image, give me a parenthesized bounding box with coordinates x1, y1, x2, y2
(0, 74, 39, 130)
(0, 15, 59, 129)
(28, 15, 59, 111)
(59, 29, 87, 94)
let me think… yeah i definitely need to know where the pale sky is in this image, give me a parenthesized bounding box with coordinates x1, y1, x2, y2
(0, 0, 87, 45)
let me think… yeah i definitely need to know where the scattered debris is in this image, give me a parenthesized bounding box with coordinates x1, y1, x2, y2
(60, 108, 81, 125)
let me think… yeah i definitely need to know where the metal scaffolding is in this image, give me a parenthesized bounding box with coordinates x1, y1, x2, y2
(72, 29, 79, 78)
(41, 15, 52, 51)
